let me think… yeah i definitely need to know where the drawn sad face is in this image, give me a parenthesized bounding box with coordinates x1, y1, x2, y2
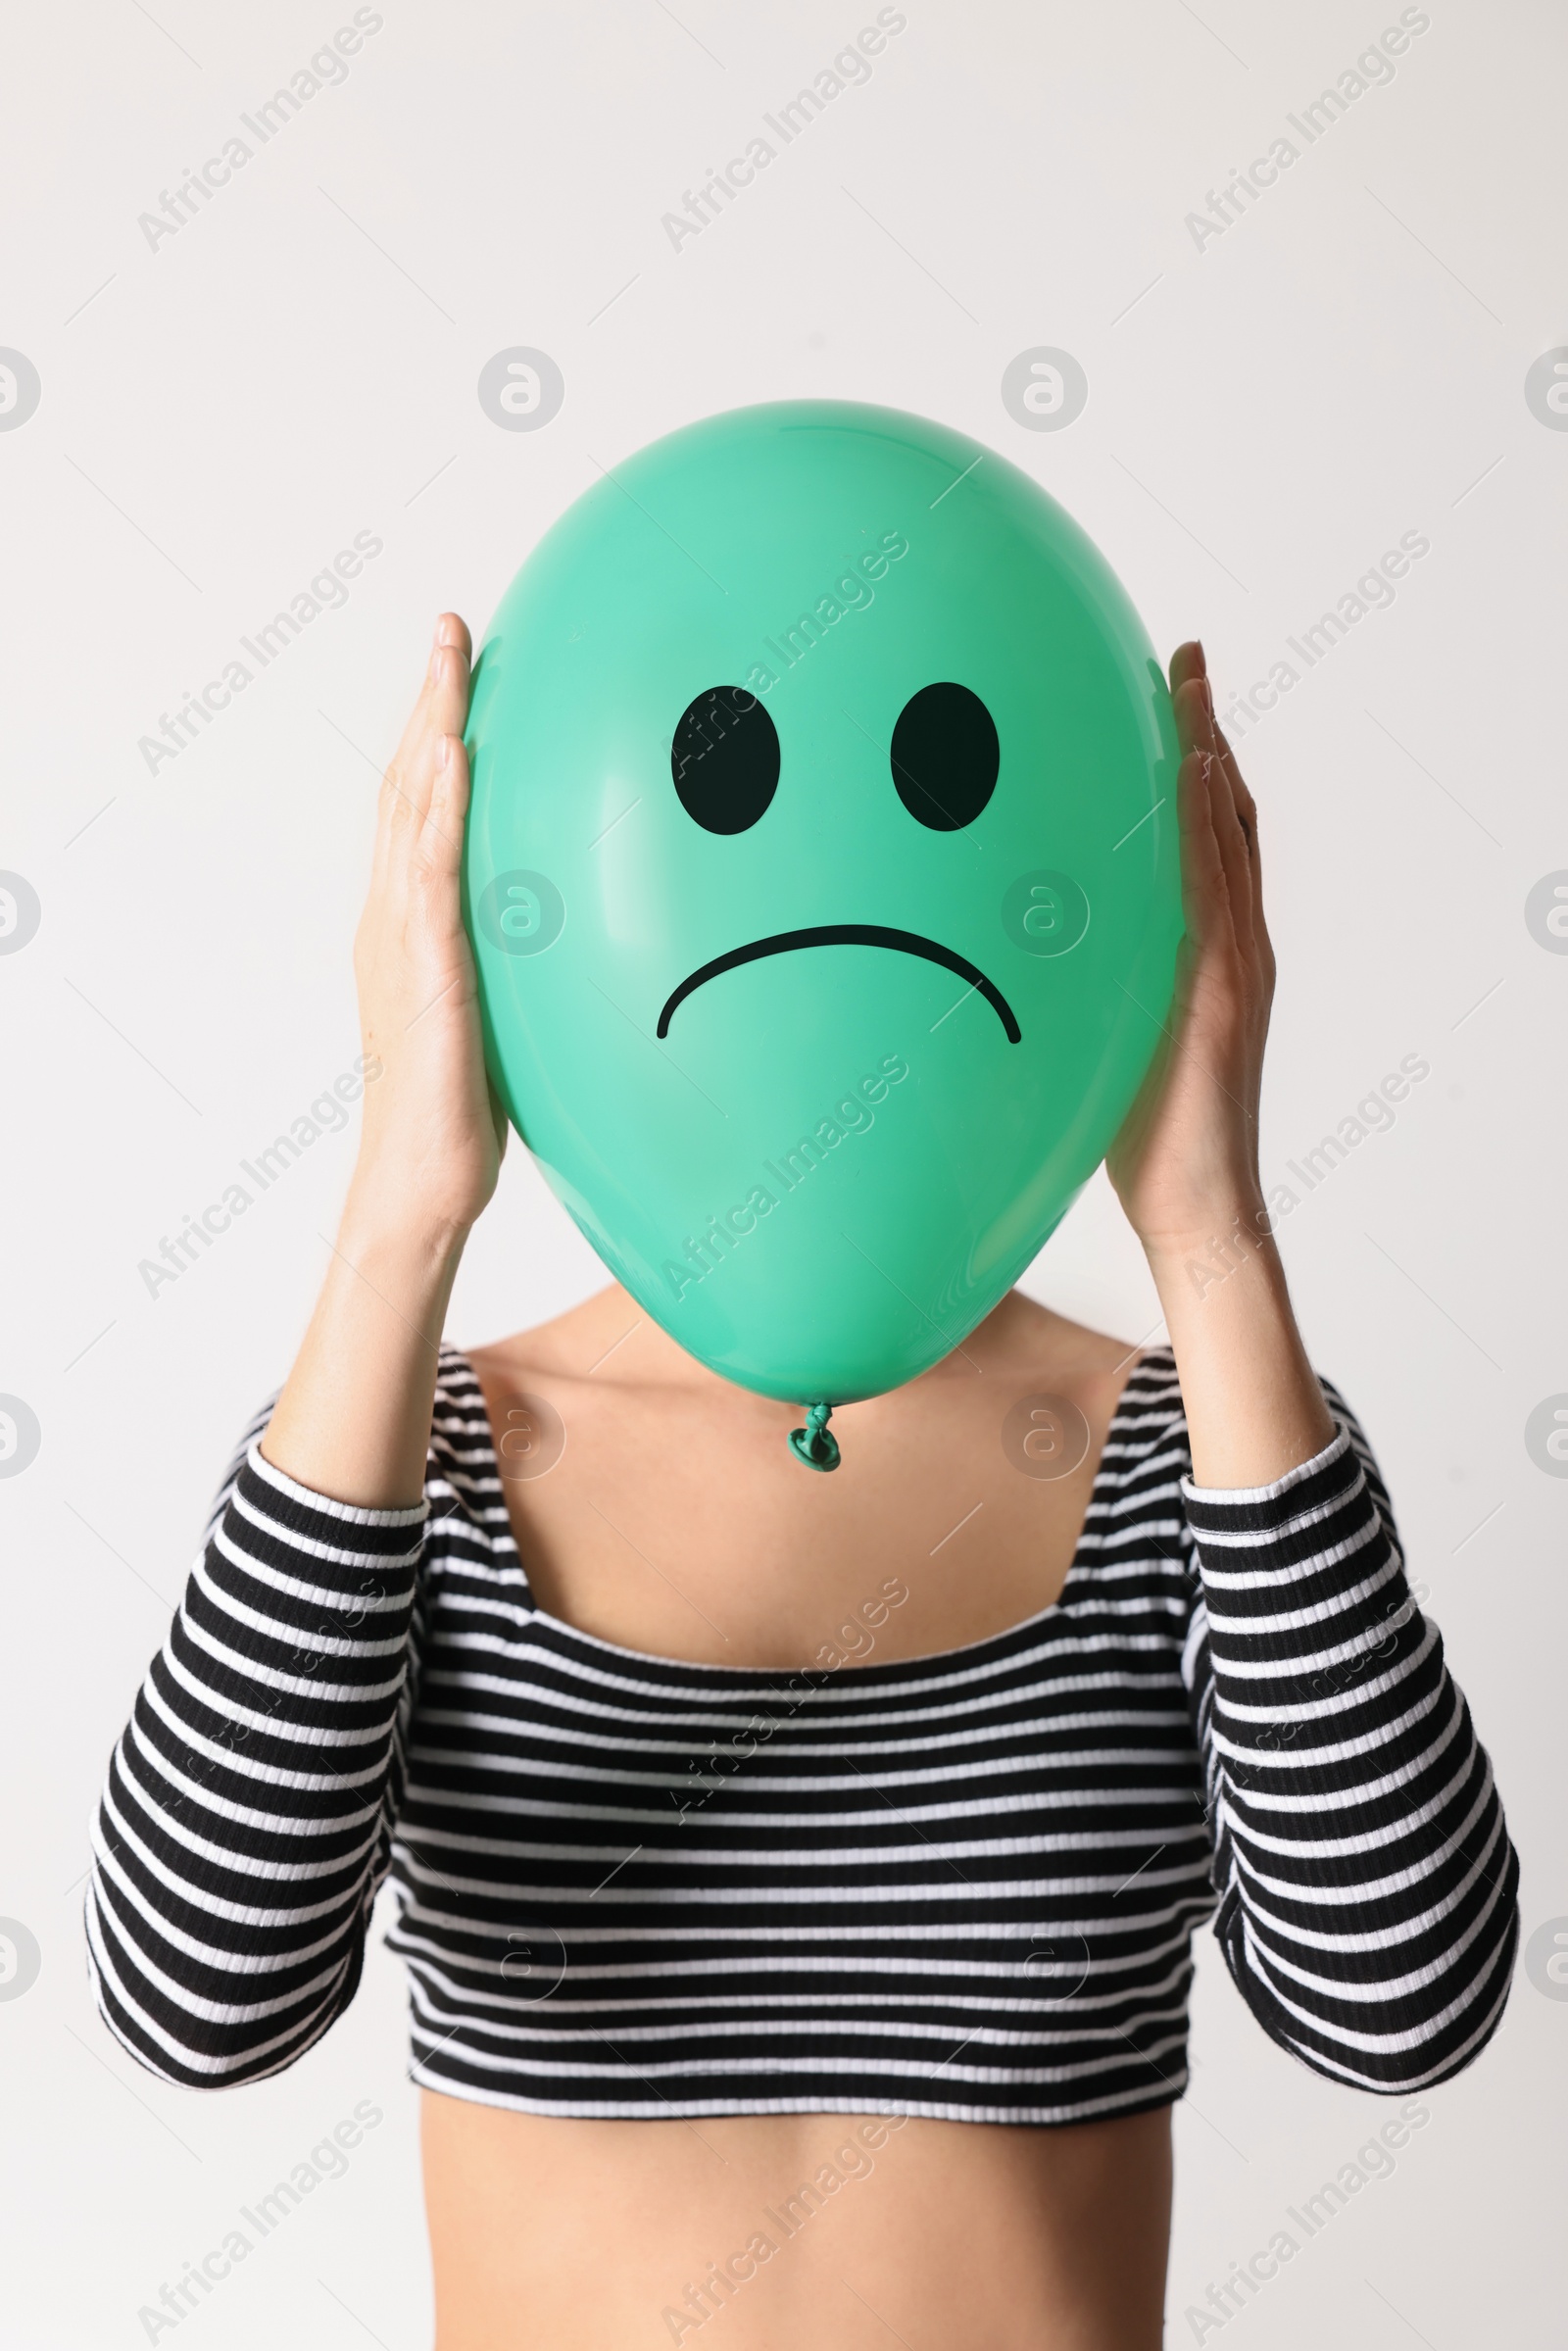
(659, 670, 1023, 1045)
(465, 400, 1181, 1403)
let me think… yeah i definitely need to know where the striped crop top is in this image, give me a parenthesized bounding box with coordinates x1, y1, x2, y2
(84, 1347, 1518, 2125)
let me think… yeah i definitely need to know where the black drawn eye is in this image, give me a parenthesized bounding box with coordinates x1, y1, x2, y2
(670, 688, 781, 834)
(890, 683, 1000, 831)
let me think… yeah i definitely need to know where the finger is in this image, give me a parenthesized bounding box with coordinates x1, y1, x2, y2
(424, 615, 474, 771)
(1174, 670, 1254, 954)
(416, 730, 471, 890)
(1210, 796, 1254, 960)
(1194, 694, 1260, 961)
(381, 623, 446, 809)
(1194, 696, 1259, 935)
(1171, 669, 1213, 765)
(1169, 638, 1205, 703)
(1210, 715, 1259, 872)
(1168, 641, 1207, 762)
(1209, 711, 1262, 887)
(427, 637, 472, 754)
(382, 617, 472, 838)
(368, 624, 469, 922)
(1211, 715, 1274, 982)
(400, 736, 475, 1034)
(1200, 721, 1255, 961)
(390, 613, 470, 766)
(1176, 746, 1232, 959)
(370, 630, 444, 906)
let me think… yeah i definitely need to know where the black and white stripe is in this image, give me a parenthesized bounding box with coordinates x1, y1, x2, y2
(83, 1347, 1518, 2122)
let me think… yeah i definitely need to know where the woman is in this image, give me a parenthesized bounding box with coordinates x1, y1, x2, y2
(85, 621, 1518, 2350)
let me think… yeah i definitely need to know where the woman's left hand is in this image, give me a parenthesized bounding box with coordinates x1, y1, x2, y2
(1105, 639, 1276, 1263)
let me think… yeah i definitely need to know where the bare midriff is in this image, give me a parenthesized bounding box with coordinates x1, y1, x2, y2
(421, 2095, 1173, 2350)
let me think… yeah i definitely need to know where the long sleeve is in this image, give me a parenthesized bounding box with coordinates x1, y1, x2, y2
(83, 1408, 428, 2086)
(1181, 1380, 1519, 2090)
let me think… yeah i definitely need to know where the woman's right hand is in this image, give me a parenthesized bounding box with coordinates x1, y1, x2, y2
(263, 615, 503, 1506)
(348, 613, 507, 1245)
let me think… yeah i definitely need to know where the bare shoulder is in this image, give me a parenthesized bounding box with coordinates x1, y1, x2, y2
(465, 1286, 636, 1395)
(964, 1288, 1142, 1395)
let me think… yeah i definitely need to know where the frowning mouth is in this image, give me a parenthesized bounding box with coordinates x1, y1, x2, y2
(656, 924, 1021, 1042)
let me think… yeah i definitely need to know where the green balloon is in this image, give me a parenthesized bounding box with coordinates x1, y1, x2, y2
(465, 400, 1181, 1421)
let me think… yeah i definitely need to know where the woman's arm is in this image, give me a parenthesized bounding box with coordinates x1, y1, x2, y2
(85, 617, 497, 2082)
(1107, 639, 1333, 1482)
(262, 612, 503, 1503)
(1181, 1380, 1517, 2088)
(84, 1407, 430, 2083)
(1111, 643, 1518, 2086)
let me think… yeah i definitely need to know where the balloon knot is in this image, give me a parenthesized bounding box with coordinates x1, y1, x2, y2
(788, 1401, 840, 1472)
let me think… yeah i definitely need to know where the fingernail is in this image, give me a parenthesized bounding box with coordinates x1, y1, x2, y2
(437, 733, 452, 770)
(429, 643, 444, 681)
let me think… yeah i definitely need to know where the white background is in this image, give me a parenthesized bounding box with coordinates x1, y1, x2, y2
(2, 1, 1565, 2343)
